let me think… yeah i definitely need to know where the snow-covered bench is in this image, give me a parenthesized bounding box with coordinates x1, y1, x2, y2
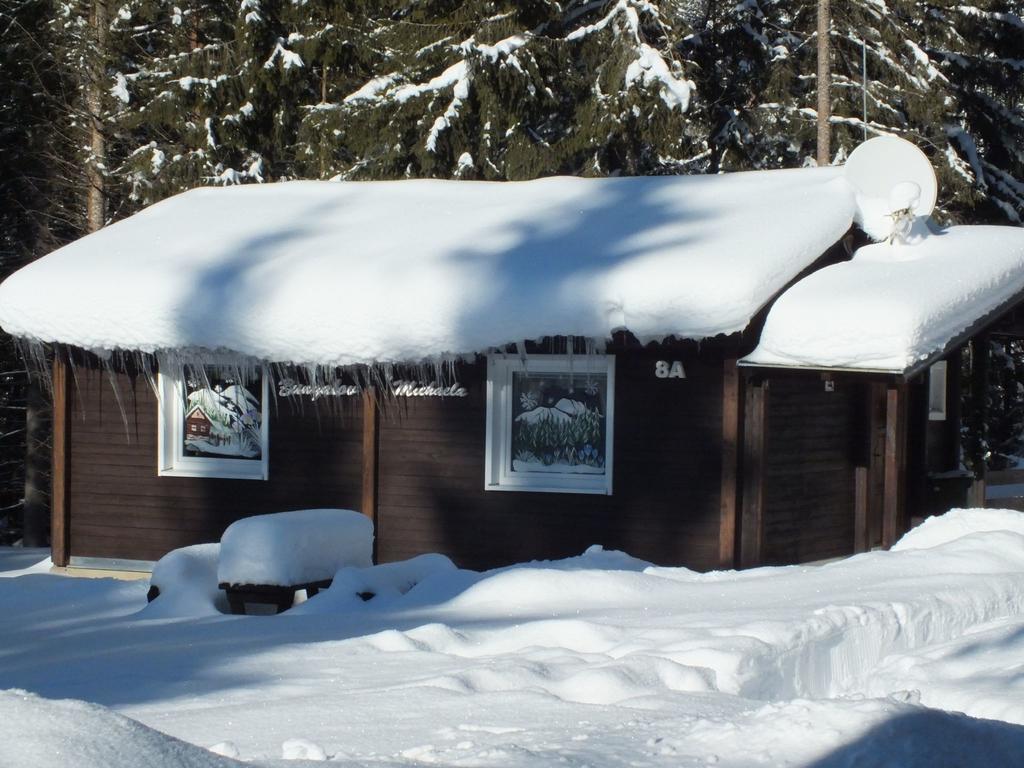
(216, 509, 374, 614)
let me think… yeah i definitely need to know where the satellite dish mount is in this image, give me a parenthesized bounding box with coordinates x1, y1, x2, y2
(843, 136, 938, 245)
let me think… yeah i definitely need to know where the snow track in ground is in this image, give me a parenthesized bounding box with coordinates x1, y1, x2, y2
(3, 510, 1024, 766)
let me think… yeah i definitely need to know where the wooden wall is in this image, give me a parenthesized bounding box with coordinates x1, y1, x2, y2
(761, 376, 862, 564)
(67, 369, 363, 562)
(63, 344, 727, 570)
(376, 349, 725, 570)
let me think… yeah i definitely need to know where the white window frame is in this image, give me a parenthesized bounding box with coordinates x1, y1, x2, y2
(928, 360, 948, 421)
(157, 368, 270, 480)
(485, 354, 615, 495)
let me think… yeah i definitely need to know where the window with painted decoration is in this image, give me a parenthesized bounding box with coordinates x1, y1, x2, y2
(158, 365, 269, 480)
(485, 354, 615, 494)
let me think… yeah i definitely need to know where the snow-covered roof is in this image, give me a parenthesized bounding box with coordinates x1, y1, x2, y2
(0, 169, 856, 367)
(742, 225, 1024, 373)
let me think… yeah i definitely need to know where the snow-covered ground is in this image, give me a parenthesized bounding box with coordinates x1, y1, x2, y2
(3, 509, 1024, 767)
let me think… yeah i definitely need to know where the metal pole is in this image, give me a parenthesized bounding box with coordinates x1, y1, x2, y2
(862, 39, 868, 141)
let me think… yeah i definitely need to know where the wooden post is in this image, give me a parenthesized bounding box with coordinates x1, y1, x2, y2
(719, 358, 741, 569)
(945, 348, 963, 471)
(853, 466, 869, 553)
(361, 388, 380, 562)
(882, 382, 908, 548)
(740, 377, 768, 568)
(866, 381, 887, 548)
(970, 335, 990, 490)
(968, 477, 987, 508)
(51, 356, 71, 567)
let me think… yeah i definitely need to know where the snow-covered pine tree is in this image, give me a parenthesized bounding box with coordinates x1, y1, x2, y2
(827, 0, 1024, 224)
(293, 1, 710, 181)
(50, 0, 118, 224)
(282, 2, 388, 179)
(918, 2, 1024, 225)
(0, 0, 64, 542)
(984, 339, 1024, 469)
(683, 0, 1023, 223)
(44, 0, 1022, 222)
(676, 0, 809, 172)
(106, 0, 317, 207)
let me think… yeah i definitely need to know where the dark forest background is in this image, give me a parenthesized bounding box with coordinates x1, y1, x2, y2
(1, 0, 1023, 542)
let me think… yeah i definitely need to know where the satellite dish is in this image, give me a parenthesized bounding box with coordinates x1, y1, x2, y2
(844, 136, 938, 243)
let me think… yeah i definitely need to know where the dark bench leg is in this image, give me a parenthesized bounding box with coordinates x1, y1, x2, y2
(227, 591, 247, 615)
(222, 585, 311, 614)
(274, 592, 295, 614)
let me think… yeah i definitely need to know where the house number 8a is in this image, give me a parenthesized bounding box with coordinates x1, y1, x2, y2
(655, 360, 686, 379)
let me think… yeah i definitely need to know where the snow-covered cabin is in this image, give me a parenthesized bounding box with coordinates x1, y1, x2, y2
(2, 139, 1023, 572)
(184, 405, 213, 439)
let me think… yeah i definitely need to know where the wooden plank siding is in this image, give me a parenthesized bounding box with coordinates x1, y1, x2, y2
(759, 376, 862, 565)
(882, 382, 909, 548)
(739, 378, 767, 568)
(67, 367, 363, 562)
(718, 358, 741, 568)
(375, 349, 726, 571)
(63, 344, 735, 570)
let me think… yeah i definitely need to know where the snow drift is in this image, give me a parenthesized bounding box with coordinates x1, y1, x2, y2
(0, 690, 244, 768)
(4, 510, 1024, 766)
(143, 543, 227, 618)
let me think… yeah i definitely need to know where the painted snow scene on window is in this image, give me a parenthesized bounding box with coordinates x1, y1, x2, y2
(181, 367, 262, 461)
(511, 371, 607, 475)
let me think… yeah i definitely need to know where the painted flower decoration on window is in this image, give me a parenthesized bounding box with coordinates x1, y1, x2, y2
(519, 391, 539, 411)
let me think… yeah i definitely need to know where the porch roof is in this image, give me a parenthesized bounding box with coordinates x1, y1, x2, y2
(741, 225, 1024, 376)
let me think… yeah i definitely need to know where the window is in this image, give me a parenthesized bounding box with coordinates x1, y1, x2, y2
(928, 360, 948, 421)
(485, 354, 614, 494)
(158, 365, 269, 480)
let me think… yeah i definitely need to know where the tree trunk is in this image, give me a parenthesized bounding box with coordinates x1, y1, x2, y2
(22, 379, 49, 548)
(86, 0, 108, 233)
(816, 0, 831, 166)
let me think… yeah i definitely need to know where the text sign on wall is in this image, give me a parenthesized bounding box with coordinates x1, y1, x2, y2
(654, 361, 686, 379)
(278, 378, 468, 400)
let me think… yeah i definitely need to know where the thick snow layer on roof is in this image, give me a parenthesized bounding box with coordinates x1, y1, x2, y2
(743, 225, 1024, 372)
(0, 169, 855, 367)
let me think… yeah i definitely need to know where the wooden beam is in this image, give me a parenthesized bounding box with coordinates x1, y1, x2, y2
(866, 381, 887, 549)
(740, 378, 768, 568)
(853, 466, 869, 553)
(970, 335, 990, 483)
(942, 348, 963, 471)
(361, 388, 380, 562)
(882, 382, 908, 548)
(719, 358, 741, 569)
(968, 477, 987, 508)
(51, 355, 71, 567)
